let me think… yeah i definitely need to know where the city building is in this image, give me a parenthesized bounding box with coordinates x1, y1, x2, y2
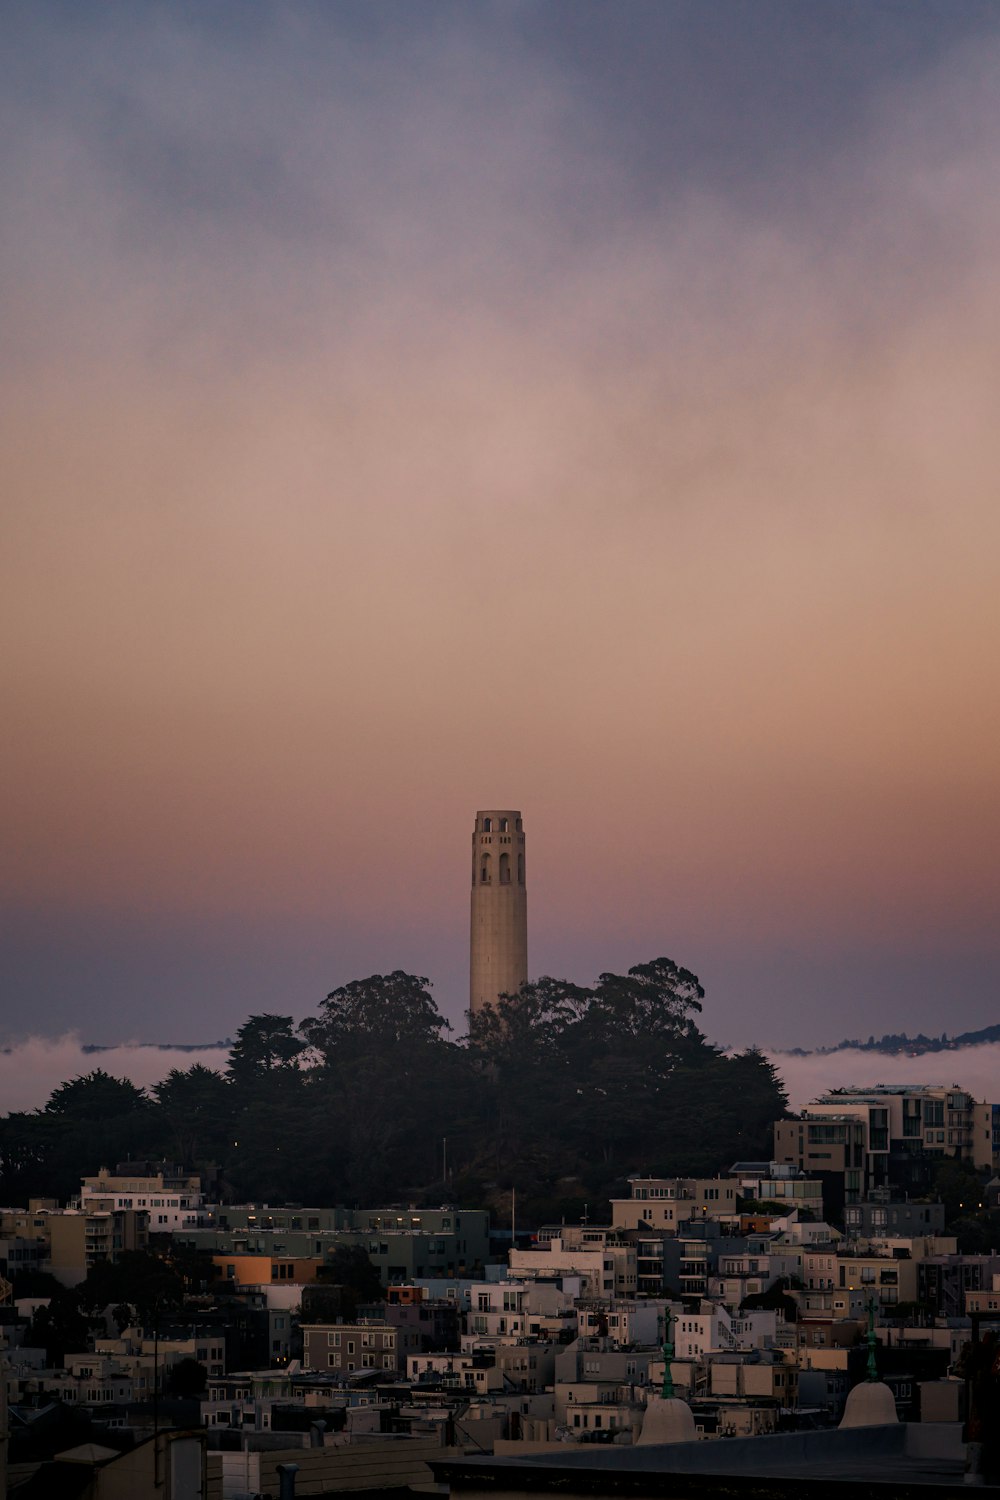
(79, 1163, 207, 1232)
(303, 1318, 420, 1375)
(919, 1254, 1000, 1319)
(843, 1198, 946, 1239)
(611, 1177, 738, 1234)
(731, 1162, 824, 1215)
(470, 809, 527, 1015)
(177, 1222, 482, 1283)
(200, 1204, 489, 1272)
(774, 1083, 997, 1206)
(509, 1238, 637, 1298)
(47, 1207, 149, 1286)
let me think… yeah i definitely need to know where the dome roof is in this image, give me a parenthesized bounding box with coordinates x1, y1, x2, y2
(839, 1380, 898, 1428)
(636, 1395, 698, 1445)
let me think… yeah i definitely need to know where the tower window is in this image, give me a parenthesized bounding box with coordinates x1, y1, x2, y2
(499, 818, 509, 833)
(499, 853, 510, 884)
(482, 817, 492, 832)
(480, 854, 491, 883)
(515, 818, 522, 832)
(517, 854, 525, 884)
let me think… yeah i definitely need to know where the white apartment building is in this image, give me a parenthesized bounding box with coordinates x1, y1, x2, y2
(576, 1299, 664, 1347)
(406, 1352, 502, 1393)
(509, 1240, 636, 1298)
(466, 1279, 577, 1341)
(671, 1306, 777, 1360)
(562, 1396, 637, 1438)
(79, 1165, 206, 1232)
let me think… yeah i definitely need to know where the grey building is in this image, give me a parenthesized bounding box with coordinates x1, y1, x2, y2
(843, 1199, 945, 1239)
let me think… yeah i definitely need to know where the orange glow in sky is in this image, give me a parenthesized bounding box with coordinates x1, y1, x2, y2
(2, 4, 999, 1046)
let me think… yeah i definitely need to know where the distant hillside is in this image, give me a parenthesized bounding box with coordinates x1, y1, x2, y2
(79, 1040, 234, 1055)
(782, 1023, 1000, 1059)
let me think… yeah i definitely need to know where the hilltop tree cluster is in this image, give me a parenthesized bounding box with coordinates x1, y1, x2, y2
(0, 958, 786, 1221)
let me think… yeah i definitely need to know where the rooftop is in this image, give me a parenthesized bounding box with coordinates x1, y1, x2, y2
(432, 1422, 972, 1496)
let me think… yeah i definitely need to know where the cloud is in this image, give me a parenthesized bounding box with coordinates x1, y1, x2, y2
(1, 6, 999, 1038)
(0, 1036, 229, 1115)
(3, 1029, 999, 1124)
(768, 1044, 1000, 1114)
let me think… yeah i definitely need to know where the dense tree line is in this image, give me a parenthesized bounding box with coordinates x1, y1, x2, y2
(0, 958, 787, 1221)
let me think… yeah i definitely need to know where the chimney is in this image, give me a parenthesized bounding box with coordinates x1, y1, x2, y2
(276, 1461, 299, 1500)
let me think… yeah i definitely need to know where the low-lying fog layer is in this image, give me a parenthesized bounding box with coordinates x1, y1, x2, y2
(3, 1034, 999, 1122)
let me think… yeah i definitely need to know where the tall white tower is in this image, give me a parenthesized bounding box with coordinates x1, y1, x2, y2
(470, 809, 527, 1016)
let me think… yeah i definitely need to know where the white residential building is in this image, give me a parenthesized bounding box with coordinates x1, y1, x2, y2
(509, 1240, 636, 1298)
(79, 1166, 207, 1233)
(466, 1279, 577, 1342)
(576, 1299, 664, 1347)
(672, 1305, 777, 1360)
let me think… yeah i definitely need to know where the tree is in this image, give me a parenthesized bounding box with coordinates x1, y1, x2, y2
(467, 958, 781, 1194)
(565, 960, 715, 1170)
(315, 1246, 384, 1319)
(719, 1048, 788, 1158)
(589, 958, 705, 1041)
(5, 1071, 161, 1206)
(933, 1160, 985, 1225)
(298, 973, 461, 1201)
(25, 1286, 90, 1366)
(301, 972, 450, 1060)
(159, 1238, 216, 1294)
(469, 975, 592, 1059)
(0, 954, 789, 1219)
(945, 1210, 1000, 1254)
(228, 1016, 305, 1083)
(168, 1357, 207, 1398)
(78, 1250, 184, 1328)
(741, 1283, 798, 1320)
(0, 1110, 60, 1204)
(153, 1064, 232, 1167)
(12, 1269, 62, 1298)
(469, 976, 591, 1174)
(45, 1071, 149, 1118)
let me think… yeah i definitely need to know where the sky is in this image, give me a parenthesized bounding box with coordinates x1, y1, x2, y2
(2, 0, 999, 1062)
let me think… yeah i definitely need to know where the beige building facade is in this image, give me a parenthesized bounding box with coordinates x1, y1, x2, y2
(610, 1176, 738, 1233)
(774, 1083, 997, 1204)
(470, 809, 527, 1015)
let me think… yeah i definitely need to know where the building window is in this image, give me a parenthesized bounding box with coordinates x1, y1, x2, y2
(481, 854, 491, 883)
(517, 853, 524, 883)
(482, 817, 492, 832)
(499, 853, 510, 884)
(500, 818, 509, 832)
